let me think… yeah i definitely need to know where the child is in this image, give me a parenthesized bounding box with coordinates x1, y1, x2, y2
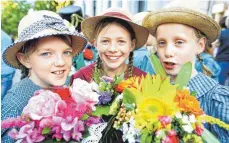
(70, 7, 149, 84)
(143, 7, 229, 143)
(1, 10, 86, 142)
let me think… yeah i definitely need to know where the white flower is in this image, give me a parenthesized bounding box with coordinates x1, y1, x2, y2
(189, 114, 196, 123)
(116, 94, 123, 101)
(175, 112, 182, 119)
(121, 118, 139, 143)
(182, 115, 190, 124)
(182, 124, 193, 133)
(90, 81, 99, 92)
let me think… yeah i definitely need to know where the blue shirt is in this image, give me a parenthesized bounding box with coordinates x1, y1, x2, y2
(1, 30, 15, 75)
(188, 73, 229, 143)
(133, 47, 155, 75)
(1, 78, 41, 143)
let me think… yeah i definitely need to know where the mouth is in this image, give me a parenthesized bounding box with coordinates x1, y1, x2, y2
(163, 62, 176, 70)
(51, 70, 65, 75)
(106, 55, 121, 61)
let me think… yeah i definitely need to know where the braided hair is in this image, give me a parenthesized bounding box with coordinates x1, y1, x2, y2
(193, 28, 213, 77)
(93, 18, 136, 79)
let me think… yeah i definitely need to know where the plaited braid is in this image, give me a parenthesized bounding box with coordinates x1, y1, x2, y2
(127, 51, 134, 78)
(193, 28, 212, 77)
(196, 54, 212, 77)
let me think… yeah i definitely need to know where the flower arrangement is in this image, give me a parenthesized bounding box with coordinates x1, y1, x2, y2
(1, 79, 101, 143)
(98, 55, 229, 143)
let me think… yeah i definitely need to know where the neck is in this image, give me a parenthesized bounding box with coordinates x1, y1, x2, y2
(102, 64, 127, 78)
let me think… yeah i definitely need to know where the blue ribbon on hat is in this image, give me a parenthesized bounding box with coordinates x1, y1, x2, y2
(18, 15, 71, 41)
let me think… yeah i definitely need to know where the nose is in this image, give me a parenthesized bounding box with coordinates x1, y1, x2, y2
(109, 42, 118, 52)
(164, 44, 175, 58)
(54, 54, 65, 66)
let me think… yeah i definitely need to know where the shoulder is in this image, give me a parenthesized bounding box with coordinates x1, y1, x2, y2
(70, 64, 95, 84)
(2, 78, 41, 118)
(133, 66, 147, 77)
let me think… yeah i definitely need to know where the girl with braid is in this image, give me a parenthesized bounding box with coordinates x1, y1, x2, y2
(1, 10, 86, 143)
(70, 8, 149, 84)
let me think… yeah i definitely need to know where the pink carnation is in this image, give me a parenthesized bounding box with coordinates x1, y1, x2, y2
(70, 78, 100, 110)
(23, 90, 62, 120)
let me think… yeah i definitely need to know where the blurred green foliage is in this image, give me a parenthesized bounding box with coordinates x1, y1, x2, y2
(1, 0, 73, 39)
(1, 0, 31, 39)
(34, 0, 73, 12)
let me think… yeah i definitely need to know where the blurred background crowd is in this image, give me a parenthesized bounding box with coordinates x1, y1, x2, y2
(1, 0, 229, 99)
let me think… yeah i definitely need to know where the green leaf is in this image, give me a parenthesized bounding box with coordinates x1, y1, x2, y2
(109, 99, 121, 115)
(150, 54, 167, 79)
(42, 127, 51, 135)
(81, 114, 89, 120)
(125, 103, 135, 111)
(123, 88, 136, 105)
(113, 73, 124, 85)
(175, 62, 192, 89)
(140, 129, 151, 143)
(190, 91, 197, 97)
(202, 128, 220, 143)
(146, 134, 153, 143)
(92, 106, 110, 116)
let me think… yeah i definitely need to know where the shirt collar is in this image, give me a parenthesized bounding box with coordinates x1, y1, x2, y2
(188, 73, 218, 98)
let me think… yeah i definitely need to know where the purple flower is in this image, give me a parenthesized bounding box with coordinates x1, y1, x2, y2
(98, 91, 113, 105)
(101, 76, 114, 83)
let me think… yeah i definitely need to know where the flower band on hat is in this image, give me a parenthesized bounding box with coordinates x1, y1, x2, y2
(103, 12, 131, 21)
(19, 15, 71, 41)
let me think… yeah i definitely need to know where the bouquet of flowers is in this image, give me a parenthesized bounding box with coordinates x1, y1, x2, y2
(1, 78, 101, 143)
(97, 55, 229, 143)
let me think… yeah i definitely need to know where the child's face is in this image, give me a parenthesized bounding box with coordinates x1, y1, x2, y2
(156, 23, 204, 79)
(23, 36, 73, 88)
(94, 23, 135, 72)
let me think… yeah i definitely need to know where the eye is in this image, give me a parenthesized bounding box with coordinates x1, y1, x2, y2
(158, 41, 166, 47)
(101, 40, 109, 45)
(175, 40, 184, 46)
(118, 40, 126, 44)
(64, 50, 73, 56)
(40, 52, 51, 57)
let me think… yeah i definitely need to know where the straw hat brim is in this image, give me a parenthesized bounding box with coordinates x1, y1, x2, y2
(3, 30, 87, 69)
(81, 16, 149, 49)
(143, 7, 221, 43)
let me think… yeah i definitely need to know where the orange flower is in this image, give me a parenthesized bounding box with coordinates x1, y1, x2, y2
(174, 89, 204, 116)
(114, 76, 140, 93)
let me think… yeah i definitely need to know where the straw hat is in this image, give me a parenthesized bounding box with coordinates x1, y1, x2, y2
(3, 10, 87, 69)
(143, 7, 221, 43)
(81, 7, 149, 49)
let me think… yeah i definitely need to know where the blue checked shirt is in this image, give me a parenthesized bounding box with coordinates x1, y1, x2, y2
(188, 73, 229, 143)
(1, 78, 41, 143)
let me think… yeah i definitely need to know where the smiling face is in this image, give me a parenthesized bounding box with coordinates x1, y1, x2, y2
(156, 23, 205, 80)
(94, 23, 135, 74)
(17, 36, 73, 88)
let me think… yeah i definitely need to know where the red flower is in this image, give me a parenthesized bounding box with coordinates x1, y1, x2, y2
(195, 125, 204, 136)
(83, 49, 94, 60)
(52, 87, 71, 101)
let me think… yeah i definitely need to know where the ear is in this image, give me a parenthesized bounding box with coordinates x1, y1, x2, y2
(197, 37, 206, 54)
(16, 53, 32, 68)
(93, 39, 97, 48)
(131, 39, 136, 51)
